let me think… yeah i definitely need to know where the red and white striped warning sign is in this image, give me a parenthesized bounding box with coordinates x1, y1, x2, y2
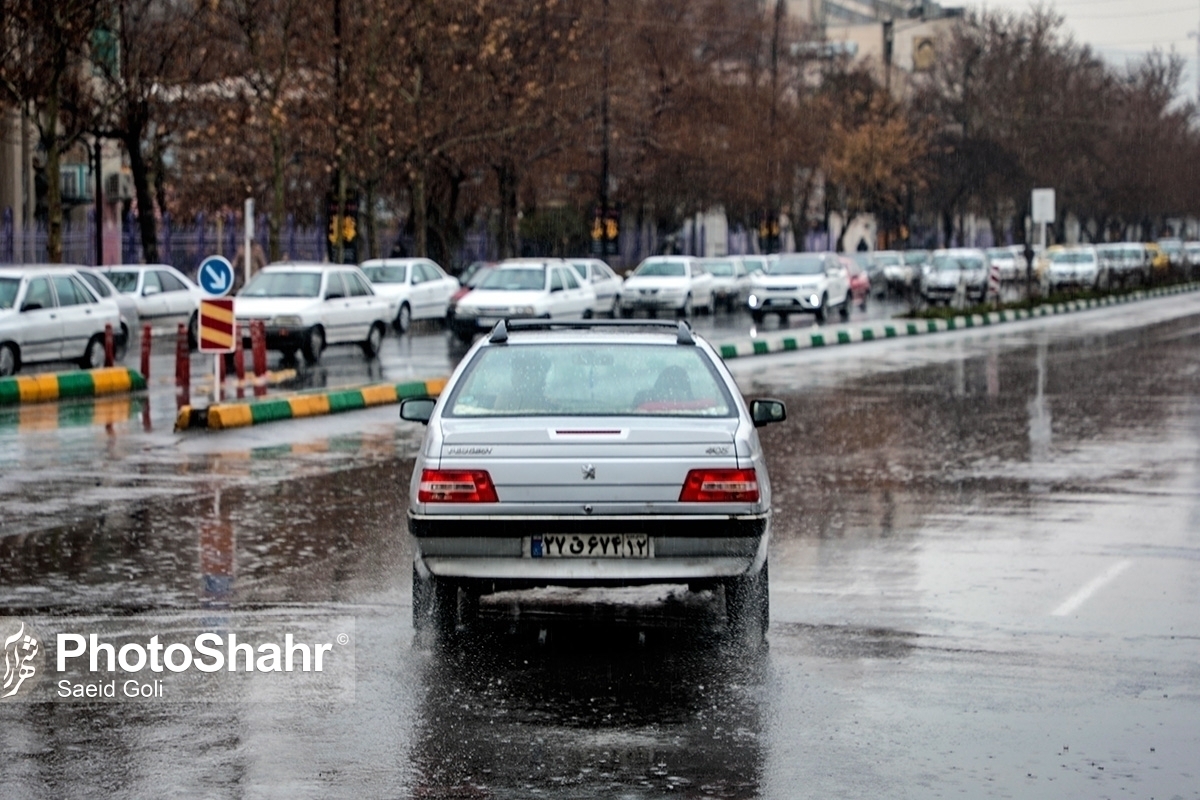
(198, 299, 236, 354)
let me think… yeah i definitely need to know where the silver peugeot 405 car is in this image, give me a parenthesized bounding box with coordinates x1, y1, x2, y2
(399, 319, 786, 640)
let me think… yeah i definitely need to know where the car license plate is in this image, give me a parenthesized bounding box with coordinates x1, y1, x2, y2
(528, 533, 650, 559)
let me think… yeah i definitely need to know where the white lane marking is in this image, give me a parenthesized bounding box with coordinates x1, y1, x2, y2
(1051, 560, 1133, 617)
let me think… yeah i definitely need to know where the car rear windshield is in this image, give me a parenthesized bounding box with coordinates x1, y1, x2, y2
(635, 260, 686, 277)
(241, 271, 322, 298)
(362, 265, 407, 284)
(704, 261, 735, 276)
(932, 255, 983, 271)
(0, 277, 18, 309)
(445, 343, 736, 418)
(105, 271, 139, 292)
(77, 272, 112, 297)
(769, 256, 824, 275)
(1050, 251, 1095, 264)
(478, 268, 545, 291)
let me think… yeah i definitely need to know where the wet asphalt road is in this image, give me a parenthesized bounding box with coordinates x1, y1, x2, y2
(1, 296, 1199, 798)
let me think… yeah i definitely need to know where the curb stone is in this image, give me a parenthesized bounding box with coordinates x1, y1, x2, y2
(715, 282, 1200, 360)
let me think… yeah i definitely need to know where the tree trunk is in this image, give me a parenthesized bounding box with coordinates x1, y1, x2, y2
(125, 127, 159, 263)
(44, 91, 63, 263)
(495, 159, 519, 259)
(412, 156, 427, 258)
(269, 124, 285, 262)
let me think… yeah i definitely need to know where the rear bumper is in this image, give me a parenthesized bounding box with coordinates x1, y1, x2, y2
(411, 514, 769, 585)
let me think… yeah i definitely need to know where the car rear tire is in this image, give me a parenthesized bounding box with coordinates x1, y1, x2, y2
(362, 322, 385, 357)
(395, 302, 412, 334)
(301, 326, 325, 365)
(187, 312, 199, 351)
(79, 334, 106, 370)
(815, 294, 828, 323)
(750, 310, 764, 324)
(0, 343, 18, 377)
(414, 569, 459, 639)
(839, 294, 851, 321)
(677, 294, 693, 318)
(725, 560, 769, 642)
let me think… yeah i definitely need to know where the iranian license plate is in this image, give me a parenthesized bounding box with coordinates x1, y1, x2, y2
(528, 533, 650, 559)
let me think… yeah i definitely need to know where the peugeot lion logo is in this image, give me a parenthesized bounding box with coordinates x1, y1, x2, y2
(2, 620, 42, 700)
(581, 464, 596, 480)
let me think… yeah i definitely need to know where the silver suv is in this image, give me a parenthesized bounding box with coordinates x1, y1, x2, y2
(400, 319, 786, 640)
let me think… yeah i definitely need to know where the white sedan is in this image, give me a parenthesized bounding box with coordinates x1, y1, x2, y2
(618, 256, 715, 318)
(359, 258, 459, 334)
(0, 265, 123, 376)
(448, 259, 595, 344)
(234, 262, 393, 365)
(100, 263, 207, 345)
(567, 258, 624, 316)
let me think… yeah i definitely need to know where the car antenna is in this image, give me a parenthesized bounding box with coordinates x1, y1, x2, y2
(676, 320, 694, 345)
(489, 319, 509, 343)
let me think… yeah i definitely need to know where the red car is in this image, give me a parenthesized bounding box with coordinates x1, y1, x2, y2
(838, 255, 871, 310)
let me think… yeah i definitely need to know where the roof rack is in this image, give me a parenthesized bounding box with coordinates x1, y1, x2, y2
(488, 318, 695, 345)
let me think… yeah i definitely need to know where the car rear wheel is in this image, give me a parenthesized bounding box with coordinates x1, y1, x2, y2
(0, 343, 18, 376)
(79, 334, 106, 370)
(815, 294, 828, 323)
(750, 310, 764, 324)
(187, 312, 199, 351)
(395, 302, 412, 334)
(677, 294, 693, 318)
(839, 294, 851, 321)
(362, 322, 385, 357)
(301, 326, 325, 365)
(725, 560, 769, 642)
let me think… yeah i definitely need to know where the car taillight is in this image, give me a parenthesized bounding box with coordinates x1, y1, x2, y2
(418, 469, 499, 503)
(678, 469, 759, 502)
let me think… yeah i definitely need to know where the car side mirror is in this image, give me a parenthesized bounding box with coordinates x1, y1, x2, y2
(143, 286, 161, 296)
(550, 284, 562, 293)
(21, 302, 42, 312)
(325, 292, 344, 301)
(750, 398, 786, 427)
(400, 397, 436, 424)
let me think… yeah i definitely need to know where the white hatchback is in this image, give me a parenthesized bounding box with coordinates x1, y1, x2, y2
(448, 259, 596, 344)
(360, 258, 459, 334)
(0, 265, 123, 376)
(233, 262, 393, 364)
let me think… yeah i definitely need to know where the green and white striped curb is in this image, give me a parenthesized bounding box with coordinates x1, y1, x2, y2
(715, 283, 1200, 360)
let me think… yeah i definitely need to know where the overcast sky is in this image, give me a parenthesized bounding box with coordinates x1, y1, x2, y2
(965, 0, 1200, 101)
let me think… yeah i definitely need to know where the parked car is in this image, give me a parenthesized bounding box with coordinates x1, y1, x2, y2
(837, 255, 871, 310)
(100, 263, 206, 346)
(873, 250, 913, 295)
(1095, 243, 1149, 287)
(699, 257, 751, 312)
(398, 318, 787, 640)
(746, 252, 851, 324)
(448, 259, 596, 344)
(359, 258, 459, 334)
(1042, 246, 1100, 292)
(567, 258, 624, 317)
(985, 246, 1026, 283)
(741, 255, 769, 276)
(920, 249, 989, 304)
(73, 266, 139, 358)
(233, 262, 392, 364)
(0, 265, 123, 377)
(1156, 237, 1186, 273)
(618, 256, 715, 318)
(848, 251, 884, 296)
(1143, 242, 1170, 275)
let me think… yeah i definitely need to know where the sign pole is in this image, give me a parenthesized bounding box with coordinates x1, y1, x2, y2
(214, 354, 222, 403)
(244, 198, 254, 287)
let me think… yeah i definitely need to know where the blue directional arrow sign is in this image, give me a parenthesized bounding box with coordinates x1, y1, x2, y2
(198, 255, 236, 297)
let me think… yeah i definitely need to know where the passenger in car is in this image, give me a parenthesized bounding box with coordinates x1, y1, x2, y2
(495, 352, 553, 412)
(633, 365, 692, 408)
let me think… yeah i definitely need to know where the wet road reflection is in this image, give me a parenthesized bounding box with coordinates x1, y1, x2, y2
(2, 303, 1199, 797)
